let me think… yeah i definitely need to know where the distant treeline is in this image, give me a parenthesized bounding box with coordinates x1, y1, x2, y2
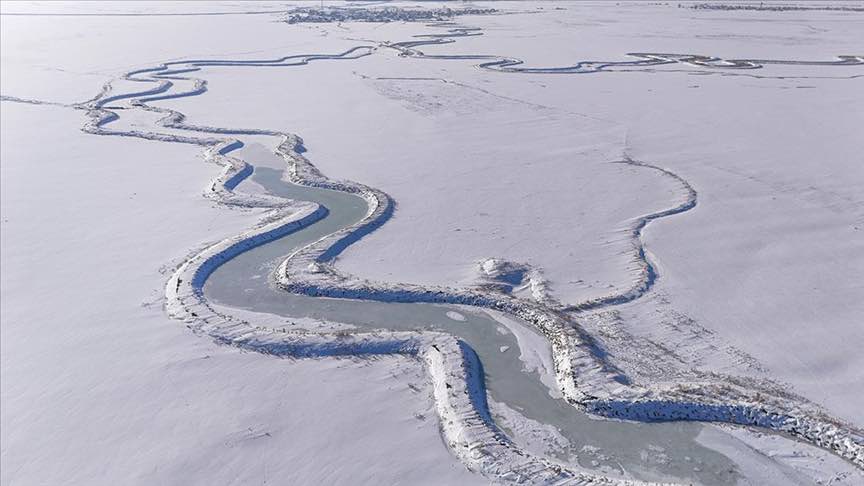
(285, 7, 497, 24)
(686, 3, 864, 12)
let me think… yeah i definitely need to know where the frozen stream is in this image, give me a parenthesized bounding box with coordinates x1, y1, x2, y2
(205, 144, 743, 484)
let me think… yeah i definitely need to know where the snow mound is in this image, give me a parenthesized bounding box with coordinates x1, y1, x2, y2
(477, 258, 551, 303)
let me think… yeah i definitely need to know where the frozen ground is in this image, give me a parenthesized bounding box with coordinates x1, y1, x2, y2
(0, 97, 480, 486)
(2, 1, 862, 485)
(159, 1, 864, 425)
(0, 3, 482, 485)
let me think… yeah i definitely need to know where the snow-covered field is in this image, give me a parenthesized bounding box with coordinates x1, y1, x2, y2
(2, 1, 862, 485)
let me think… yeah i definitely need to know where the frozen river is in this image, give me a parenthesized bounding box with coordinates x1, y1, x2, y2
(203, 143, 745, 484)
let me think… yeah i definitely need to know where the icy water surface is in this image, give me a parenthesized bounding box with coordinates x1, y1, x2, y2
(205, 144, 740, 484)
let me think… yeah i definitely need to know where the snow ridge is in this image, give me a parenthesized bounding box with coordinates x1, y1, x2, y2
(564, 158, 698, 313)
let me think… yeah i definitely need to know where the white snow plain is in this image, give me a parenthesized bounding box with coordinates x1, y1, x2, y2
(162, 2, 864, 426)
(0, 3, 482, 485)
(2, 1, 863, 485)
(0, 100, 481, 486)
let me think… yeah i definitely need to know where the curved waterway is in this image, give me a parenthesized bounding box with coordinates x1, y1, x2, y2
(206, 143, 740, 484)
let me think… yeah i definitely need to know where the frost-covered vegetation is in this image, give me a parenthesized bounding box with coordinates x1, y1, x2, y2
(285, 6, 497, 24)
(688, 2, 864, 12)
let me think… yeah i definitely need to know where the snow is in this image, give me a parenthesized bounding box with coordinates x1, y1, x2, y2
(157, 2, 864, 427)
(0, 98, 481, 486)
(695, 424, 864, 485)
(3, 0, 863, 484)
(0, 4, 482, 485)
